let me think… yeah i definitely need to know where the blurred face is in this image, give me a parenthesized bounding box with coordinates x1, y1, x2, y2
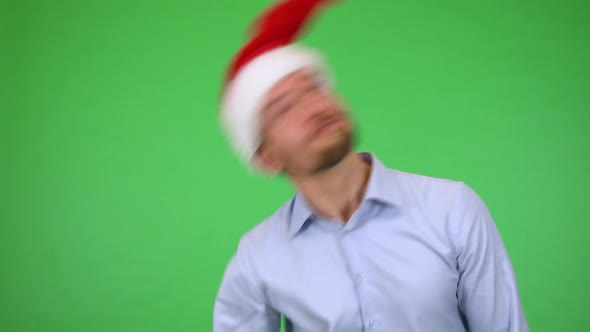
(256, 68, 355, 176)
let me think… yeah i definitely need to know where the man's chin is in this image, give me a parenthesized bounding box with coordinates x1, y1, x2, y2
(312, 135, 352, 171)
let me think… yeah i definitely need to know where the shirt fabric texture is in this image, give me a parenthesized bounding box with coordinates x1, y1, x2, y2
(214, 152, 529, 332)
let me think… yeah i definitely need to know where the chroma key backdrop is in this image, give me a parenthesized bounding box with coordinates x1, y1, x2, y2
(2, 0, 589, 331)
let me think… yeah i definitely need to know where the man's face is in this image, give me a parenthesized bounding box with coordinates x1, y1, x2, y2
(256, 68, 354, 176)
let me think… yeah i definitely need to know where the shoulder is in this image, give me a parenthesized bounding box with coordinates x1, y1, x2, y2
(233, 197, 293, 267)
(399, 170, 497, 247)
(389, 168, 468, 210)
(390, 168, 494, 250)
(387, 168, 490, 231)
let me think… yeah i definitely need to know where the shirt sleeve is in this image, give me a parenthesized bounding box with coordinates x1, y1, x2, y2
(213, 248, 281, 332)
(452, 183, 529, 332)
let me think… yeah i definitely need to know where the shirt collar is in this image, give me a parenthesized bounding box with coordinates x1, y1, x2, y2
(288, 151, 403, 238)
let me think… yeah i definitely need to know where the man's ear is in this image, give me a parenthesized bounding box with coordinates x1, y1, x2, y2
(255, 145, 284, 173)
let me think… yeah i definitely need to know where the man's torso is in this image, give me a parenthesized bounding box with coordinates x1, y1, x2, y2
(237, 159, 468, 331)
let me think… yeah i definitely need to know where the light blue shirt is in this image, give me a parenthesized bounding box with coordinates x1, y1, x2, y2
(214, 152, 528, 332)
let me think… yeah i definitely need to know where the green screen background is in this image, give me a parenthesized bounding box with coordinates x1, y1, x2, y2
(2, 0, 589, 331)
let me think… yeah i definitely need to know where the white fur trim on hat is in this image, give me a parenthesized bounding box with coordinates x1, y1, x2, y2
(220, 44, 330, 175)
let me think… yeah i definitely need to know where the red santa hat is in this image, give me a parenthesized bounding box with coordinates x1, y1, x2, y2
(219, 0, 336, 174)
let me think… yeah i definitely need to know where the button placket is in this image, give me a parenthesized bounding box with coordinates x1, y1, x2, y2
(356, 272, 366, 284)
(338, 231, 370, 330)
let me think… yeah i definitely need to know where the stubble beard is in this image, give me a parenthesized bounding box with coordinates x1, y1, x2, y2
(311, 127, 355, 174)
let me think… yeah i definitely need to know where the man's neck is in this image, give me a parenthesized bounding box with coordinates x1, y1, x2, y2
(291, 152, 372, 223)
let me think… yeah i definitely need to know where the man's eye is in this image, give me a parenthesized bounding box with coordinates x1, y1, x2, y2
(307, 82, 320, 93)
(272, 105, 290, 120)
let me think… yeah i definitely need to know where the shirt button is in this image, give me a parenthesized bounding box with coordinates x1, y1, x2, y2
(356, 272, 366, 283)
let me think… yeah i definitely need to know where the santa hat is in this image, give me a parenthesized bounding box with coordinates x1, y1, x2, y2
(219, 0, 336, 174)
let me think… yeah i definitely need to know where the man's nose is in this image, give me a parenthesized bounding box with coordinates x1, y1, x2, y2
(302, 94, 333, 123)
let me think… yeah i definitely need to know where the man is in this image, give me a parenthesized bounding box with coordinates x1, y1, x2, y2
(214, 0, 529, 331)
